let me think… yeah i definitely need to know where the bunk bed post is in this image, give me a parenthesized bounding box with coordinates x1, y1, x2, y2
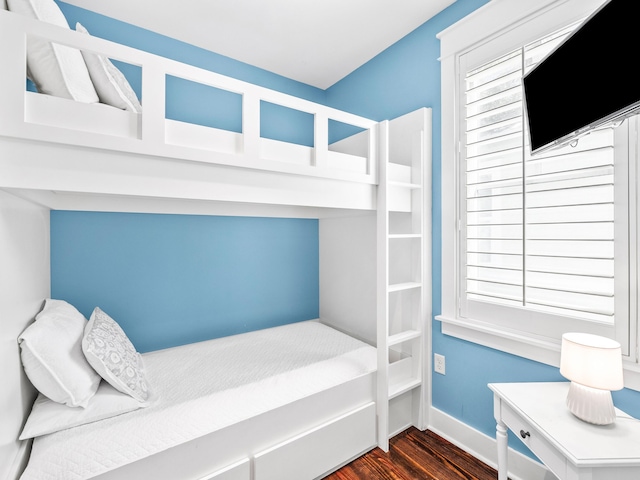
(242, 92, 260, 160)
(368, 125, 379, 181)
(376, 119, 391, 452)
(314, 113, 328, 169)
(0, 191, 49, 480)
(419, 107, 433, 433)
(140, 61, 166, 144)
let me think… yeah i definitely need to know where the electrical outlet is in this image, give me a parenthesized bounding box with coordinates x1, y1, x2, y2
(434, 353, 446, 375)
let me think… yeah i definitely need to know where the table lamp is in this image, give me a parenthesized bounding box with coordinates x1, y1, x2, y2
(560, 332, 624, 425)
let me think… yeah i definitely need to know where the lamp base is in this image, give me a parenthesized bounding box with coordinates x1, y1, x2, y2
(566, 381, 616, 425)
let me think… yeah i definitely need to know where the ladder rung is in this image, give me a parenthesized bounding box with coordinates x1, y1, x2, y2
(389, 378, 421, 399)
(389, 181, 421, 189)
(388, 233, 421, 239)
(388, 329, 421, 346)
(388, 282, 421, 293)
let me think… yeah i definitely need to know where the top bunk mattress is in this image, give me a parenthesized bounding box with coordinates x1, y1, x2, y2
(20, 320, 376, 480)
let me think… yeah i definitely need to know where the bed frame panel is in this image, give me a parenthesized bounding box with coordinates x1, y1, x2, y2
(0, 135, 377, 215)
(253, 402, 375, 480)
(0, 10, 379, 214)
(202, 459, 251, 480)
(90, 373, 376, 480)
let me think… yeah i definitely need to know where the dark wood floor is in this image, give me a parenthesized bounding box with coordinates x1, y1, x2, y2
(325, 427, 498, 480)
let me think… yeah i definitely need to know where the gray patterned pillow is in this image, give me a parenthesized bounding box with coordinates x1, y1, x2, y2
(82, 307, 149, 402)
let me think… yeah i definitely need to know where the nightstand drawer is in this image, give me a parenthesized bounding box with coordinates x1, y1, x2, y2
(501, 403, 566, 479)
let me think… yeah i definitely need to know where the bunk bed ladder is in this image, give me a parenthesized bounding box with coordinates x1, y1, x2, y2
(376, 108, 432, 452)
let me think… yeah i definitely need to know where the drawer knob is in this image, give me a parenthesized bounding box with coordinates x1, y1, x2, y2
(520, 429, 530, 439)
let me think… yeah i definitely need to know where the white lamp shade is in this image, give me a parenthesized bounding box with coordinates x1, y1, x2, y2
(560, 332, 623, 391)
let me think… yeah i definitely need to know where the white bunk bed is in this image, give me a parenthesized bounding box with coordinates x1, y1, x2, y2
(0, 4, 432, 480)
(0, 5, 383, 480)
(0, 7, 379, 217)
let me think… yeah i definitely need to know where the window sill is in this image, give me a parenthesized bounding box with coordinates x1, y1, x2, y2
(435, 314, 561, 366)
(436, 314, 640, 392)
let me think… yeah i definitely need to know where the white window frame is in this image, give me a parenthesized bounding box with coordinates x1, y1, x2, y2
(437, 0, 640, 389)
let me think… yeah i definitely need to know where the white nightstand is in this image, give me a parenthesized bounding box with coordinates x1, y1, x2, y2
(489, 382, 640, 480)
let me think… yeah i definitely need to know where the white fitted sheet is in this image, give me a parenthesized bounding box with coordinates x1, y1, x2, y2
(20, 321, 376, 480)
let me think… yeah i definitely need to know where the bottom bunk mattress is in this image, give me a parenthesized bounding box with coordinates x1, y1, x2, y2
(20, 320, 377, 480)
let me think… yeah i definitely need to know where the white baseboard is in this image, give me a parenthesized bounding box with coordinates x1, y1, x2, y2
(428, 407, 557, 480)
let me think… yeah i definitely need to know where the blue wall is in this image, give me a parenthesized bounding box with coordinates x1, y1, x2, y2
(51, 212, 319, 353)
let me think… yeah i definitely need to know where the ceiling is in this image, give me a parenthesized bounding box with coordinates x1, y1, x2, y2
(63, 0, 455, 89)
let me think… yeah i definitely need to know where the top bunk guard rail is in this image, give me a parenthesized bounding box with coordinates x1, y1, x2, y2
(0, 11, 378, 197)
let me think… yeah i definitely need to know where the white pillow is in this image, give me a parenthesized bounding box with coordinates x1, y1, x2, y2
(20, 381, 146, 439)
(76, 22, 142, 113)
(7, 0, 99, 103)
(18, 299, 101, 407)
(83, 307, 150, 402)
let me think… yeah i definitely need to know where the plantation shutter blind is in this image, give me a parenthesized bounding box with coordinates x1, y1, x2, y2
(463, 25, 617, 325)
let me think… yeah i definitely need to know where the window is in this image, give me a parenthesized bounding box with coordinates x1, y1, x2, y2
(462, 26, 630, 348)
(439, 0, 638, 371)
